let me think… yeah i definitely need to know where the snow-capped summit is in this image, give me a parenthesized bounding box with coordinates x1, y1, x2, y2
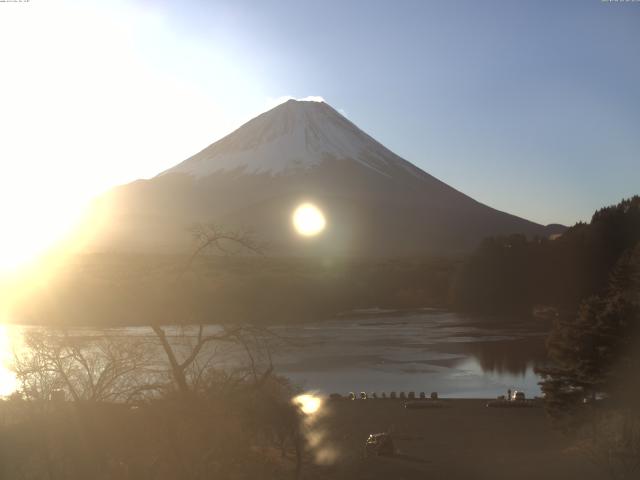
(162, 99, 421, 178)
(94, 99, 564, 256)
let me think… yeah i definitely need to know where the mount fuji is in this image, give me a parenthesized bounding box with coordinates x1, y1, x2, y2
(93, 99, 563, 256)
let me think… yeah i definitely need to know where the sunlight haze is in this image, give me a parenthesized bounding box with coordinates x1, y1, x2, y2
(0, 3, 637, 478)
(1, 0, 638, 271)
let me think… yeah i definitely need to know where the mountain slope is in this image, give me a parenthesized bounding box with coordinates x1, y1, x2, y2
(162, 99, 425, 178)
(91, 99, 563, 257)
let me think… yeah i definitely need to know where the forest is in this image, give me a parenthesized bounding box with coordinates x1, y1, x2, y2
(451, 196, 640, 316)
(9, 252, 456, 326)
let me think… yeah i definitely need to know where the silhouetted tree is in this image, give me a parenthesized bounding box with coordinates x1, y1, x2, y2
(537, 244, 640, 478)
(145, 224, 305, 478)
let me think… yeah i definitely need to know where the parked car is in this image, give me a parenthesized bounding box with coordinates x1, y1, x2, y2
(486, 391, 533, 408)
(419, 392, 426, 399)
(365, 433, 395, 457)
(360, 391, 368, 400)
(399, 392, 406, 400)
(390, 391, 397, 399)
(348, 392, 356, 401)
(511, 391, 525, 402)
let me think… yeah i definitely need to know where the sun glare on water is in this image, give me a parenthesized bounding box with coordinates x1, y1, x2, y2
(292, 203, 326, 237)
(293, 393, 323, 415)
(0, 326, 18, 396)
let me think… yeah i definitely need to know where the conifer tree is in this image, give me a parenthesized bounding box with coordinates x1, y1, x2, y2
(538, 243, 640, 424)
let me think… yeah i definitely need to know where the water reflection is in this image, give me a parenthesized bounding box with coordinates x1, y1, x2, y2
(270, 311, 547, 397)
(435, 337, 547, 377)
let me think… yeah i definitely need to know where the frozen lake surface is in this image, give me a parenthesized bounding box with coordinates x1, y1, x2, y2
(269, 310, 547, 398)
(1, 310, 548, 399)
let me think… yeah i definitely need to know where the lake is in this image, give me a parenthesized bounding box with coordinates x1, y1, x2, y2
(271, 309, 548, 398)
(0, 310, 549, 399)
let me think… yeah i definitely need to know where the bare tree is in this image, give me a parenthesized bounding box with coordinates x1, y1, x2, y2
(3, 225, 301, 480)
(151, 323, 277, 396)
(13, 329, 162, 403)
(150, 223, 276, 395)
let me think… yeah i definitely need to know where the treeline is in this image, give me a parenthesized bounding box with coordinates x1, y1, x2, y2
(536, 217, 640, 478)
(16, 197, 639, 326)
(11, 254, 456, 326)
(538, 242, 640, 417)
(451, 196, 640, 315)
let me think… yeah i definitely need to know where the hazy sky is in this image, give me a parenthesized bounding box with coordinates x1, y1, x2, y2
(0, 0, 639, 266)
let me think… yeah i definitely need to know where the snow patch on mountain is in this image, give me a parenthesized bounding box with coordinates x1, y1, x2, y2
(272, 95, 326, 104)
(161, 100, 423, 179)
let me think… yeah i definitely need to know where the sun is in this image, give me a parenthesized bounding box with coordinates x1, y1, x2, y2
(292, 203, 326, 237)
